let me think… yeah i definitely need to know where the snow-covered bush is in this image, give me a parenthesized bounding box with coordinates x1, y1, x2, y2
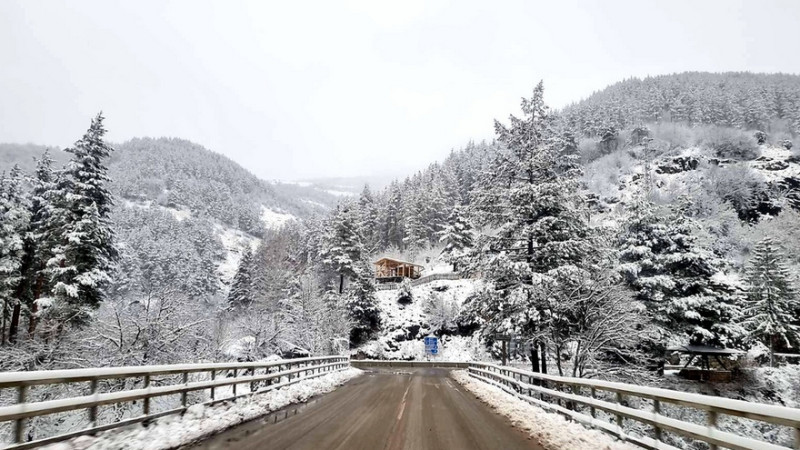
(696, 126, 760, 160)
(583, 150, 637, 198)
(396, 278, 413, 305)
(424, 291, 460, 333)
(649, 122, 694, 151)
(704, 165, 771, 221)
(578, 137, 601, 163)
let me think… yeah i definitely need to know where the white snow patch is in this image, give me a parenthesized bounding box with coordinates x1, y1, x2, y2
(324, 189, 356, 197)
(122, 199, 191, 221)
(43, 368, 363, 450)
(216, 226, 261, 286)
(451, 370, 637, 450)
(302, 199, 328, 209)
(260, 206, 296, 229)
(167, 208, 191, 221)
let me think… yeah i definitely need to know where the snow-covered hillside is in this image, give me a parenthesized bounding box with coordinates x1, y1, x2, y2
(355, 279, 491, 361)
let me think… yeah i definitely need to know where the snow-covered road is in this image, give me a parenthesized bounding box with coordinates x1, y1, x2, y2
(191, 367, 543, 450)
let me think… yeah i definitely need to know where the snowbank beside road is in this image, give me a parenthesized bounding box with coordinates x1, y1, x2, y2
(451, 370, 637, 450)
(43, 368, 362, 450)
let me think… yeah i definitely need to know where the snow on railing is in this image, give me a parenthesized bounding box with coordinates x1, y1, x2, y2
(468, 362, 800, 450)
(376, 272, 463, 290)
(0, 355, 349, 449)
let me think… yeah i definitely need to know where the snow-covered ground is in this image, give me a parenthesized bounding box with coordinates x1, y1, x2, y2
(41, 368, 362, 450)
(216, 225, 261, 285)
(451, 370, 637, 450)
(260, 206, 296, 229)
(324, 189, 355, 197)
(356, 279, 490, 360)
(122, 199, 191, 221)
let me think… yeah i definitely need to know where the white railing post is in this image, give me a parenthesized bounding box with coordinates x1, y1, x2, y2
(707, 410, 718, 450)
(89, 379, 98, 427)
(210, 370, 215, 401)
(14, 384, 26, 444)
(653, 399, 662, 442)
(181, 372, 189, 409)
(232, 369, 238, 399)
(794, 427, 800, 450)
(143, 375, 151, 415)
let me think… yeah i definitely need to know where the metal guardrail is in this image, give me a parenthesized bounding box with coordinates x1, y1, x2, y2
(0, 355, 349, 449)
(468, 362, 800, 450)
(350, 360, 469, 369)
(376, 272, 463, 291)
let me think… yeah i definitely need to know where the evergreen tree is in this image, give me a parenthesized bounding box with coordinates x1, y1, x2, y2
(402, 191, 429, 252)
(319, 203, 380, 343)
(19, 151, 58, 335)
(45, 113, 118, 327)
(358, 185, 378, 253)
(343, 259, 380, 344)
(467, 82, 596, 373)
(320, 203, 365, 294)
(743, 238, 799, 366)
(0, 166, 30, 343)
(382, 183, 404, 249)
(437, 205, 474, 272)
(228, 248, 254, 308)
(619, 196, 744, 348)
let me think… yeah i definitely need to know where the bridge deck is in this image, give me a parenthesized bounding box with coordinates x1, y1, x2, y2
(190, 368, 542, 450)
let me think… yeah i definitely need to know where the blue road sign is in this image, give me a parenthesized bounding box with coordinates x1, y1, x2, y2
(424, 336, 438, 355)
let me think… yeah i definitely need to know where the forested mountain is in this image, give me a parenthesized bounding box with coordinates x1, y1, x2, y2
(561, 72, 800, 137)
(327, 73, 800, 383)
(3, 138, 338, 233)
(0, 132, 345, 374)
(3, 72, 800, 405)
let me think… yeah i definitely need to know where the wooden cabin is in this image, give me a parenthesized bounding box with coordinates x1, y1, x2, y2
(374, 257, 424, 283)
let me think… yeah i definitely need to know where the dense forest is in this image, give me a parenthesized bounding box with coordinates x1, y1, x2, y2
(2, 71, 800, 382)
(561, 72, 800, 137)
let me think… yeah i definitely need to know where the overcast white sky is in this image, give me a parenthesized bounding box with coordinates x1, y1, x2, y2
(1, 0, 799, 180)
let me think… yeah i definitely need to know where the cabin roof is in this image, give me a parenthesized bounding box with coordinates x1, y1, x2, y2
(373, 257, 424, 267)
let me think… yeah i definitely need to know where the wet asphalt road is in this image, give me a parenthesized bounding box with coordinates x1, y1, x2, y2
(188, 368, 543, 450)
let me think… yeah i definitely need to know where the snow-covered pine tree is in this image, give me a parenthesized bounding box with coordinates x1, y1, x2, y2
(619, 195, 744, 349)
(402, 191, 429, 253)
(743, 237, 799, 366)
(228, 247, 254, 308)
(320, 203, 365, 294)
(467, 82, 596, 373)
(358, 185, 379, 253)
(437, 205, 474, 272)
(45, 113, 118, 327)
(343, 259, 380, 344)
(382, 183, 404, 249)
(319, 203, 379, 343)
(0, 166, 31, 344)
(19, 151, 58, 335)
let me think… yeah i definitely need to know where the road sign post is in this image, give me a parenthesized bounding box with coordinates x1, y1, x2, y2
(424, 336, 438, 358)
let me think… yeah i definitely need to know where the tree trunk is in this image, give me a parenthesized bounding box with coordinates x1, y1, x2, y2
(555, 344, 564, 377)
(530, 345, 540, 373)
(338, 274, 344, 295)
(452, 261, 458, 273)
(1, 302, 7, 346)
(8, 302, 21, 344)
(29, 274, 45, 336)
(540, 341, 548, 374)
(770, 335, 775, 368)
